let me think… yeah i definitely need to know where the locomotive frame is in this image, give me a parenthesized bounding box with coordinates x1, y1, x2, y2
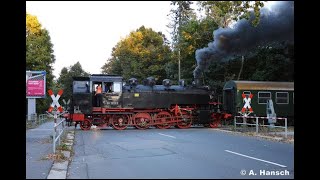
(65, 74, 230, 130)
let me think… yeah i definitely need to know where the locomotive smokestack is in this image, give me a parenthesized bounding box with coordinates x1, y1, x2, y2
(193, 1, 294, 79)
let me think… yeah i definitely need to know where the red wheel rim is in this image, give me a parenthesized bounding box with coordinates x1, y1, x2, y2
(134, 113, 151, 130)
(80, 119, 91, 130)
(111, 115, 129, 130)
(155, 111, 172, 129)
(209, 113, 221, 128)
(176, 111, 192, 129)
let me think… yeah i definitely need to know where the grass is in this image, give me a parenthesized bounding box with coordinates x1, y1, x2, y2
(218, 124, 294, 143)
(57, 143, 69, 151)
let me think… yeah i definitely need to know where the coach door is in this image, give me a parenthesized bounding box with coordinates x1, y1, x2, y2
(223, 87, 235, 114)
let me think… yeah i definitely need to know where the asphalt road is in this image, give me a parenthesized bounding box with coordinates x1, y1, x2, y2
(67, 127, 294, 179)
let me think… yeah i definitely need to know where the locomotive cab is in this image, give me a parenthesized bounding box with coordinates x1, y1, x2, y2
(71, 77, 92, 115)
(90, 74, 123, 108)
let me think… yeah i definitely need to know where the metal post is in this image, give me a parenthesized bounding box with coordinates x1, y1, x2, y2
(285, 118, 287, 139)
(237, 56, 244, 80)
(53, 130, 56, 154)
(53, 112, 57, 153)
(256, 117, 259, 134)
(178, 49, 181, 81)
(234, 116, 236, 131)
(243, 117, 247, 125)
(58, 129, 61, 146)
(54, 112, 57, 126)
(62, 119, 65, 139)
(27, 98, 36, 120)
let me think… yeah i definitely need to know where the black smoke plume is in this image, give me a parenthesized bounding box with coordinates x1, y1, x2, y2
(194, 1, 294, 79)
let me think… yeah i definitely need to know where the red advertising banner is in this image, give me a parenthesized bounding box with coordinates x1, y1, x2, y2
(27, 80, 45, 96)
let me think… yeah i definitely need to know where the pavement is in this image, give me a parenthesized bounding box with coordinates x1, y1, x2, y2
(26, 119, 75, 179)
(26, 120, 292, 179)
(67, 127, 294, 179)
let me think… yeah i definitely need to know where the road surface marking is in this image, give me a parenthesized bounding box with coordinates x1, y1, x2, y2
(225, 150, 287, 167)
(158, 133, 176, 139)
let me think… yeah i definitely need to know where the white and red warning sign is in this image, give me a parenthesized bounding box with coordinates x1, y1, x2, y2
(241, 93, 253, 113)
(48, 89, 64, 112)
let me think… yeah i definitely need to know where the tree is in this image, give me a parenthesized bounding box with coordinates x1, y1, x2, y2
(172, 17, 219, 84)
(167, 1, 195, 81)
(57, 62, 90, 104)
(168, 1, 195, 46)
(197, 1, 265, 27)
(101, 26, 172, 84)
(204, 44, 294, 95)
(26, 13, 56, 113)
(26, 13, 42, 35)
(246, 45, 294, 81)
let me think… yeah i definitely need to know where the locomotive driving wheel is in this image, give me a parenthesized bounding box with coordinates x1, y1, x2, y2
(133, 113, 151, 130)
(209, 113, 221, 128)
(80, 119, 92, 130)
(111, 115, 129, 130)
(176, 110, 192, 129)
(155, 111, 172, 129)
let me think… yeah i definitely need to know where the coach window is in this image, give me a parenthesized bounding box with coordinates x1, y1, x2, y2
(276, 92, 289, 104)
(258, 91, 271, 104)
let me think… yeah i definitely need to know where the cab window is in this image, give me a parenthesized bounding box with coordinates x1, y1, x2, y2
(113, 82, 122, 92)
(73, 81, 89, 93)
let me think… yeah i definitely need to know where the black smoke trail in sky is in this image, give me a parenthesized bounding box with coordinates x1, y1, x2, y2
(194, 1, 294, 78)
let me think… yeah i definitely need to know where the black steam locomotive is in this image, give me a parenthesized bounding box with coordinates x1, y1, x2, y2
(66, 74, 230, 130)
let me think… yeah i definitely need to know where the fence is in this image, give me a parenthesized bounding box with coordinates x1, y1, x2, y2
(52, 118, 66, 153)
(26, 113, 49, 126)
(26, 113, 37, 121)
(234, 116, 288, 138)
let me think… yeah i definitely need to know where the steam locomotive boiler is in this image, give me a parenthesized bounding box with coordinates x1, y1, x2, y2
(66, 74, 230, 130)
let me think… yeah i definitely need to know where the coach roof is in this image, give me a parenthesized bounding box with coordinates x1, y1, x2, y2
(90, 74, 123, 82)
(223, 81, 294, 91)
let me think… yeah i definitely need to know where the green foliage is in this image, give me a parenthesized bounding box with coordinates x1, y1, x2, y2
(57, 62, 90, 105)
(178, 17, 219, 84)
(165, 1, 292, 93)
(197, 1, 265, 27)
(167, 1, 195, 46)
(205, 44, 294, 95)
(26, 13, 55, 114)
(57, 143, 69, 151)
(244, 45, 294, 81)
(167, 1, 195, 82)
(101, 26, 172, 84)
(166, 10, 220, 84)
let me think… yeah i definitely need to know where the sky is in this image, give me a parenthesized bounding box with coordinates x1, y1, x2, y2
(26, 1, 275, 80)
(26, 1, 174, 79)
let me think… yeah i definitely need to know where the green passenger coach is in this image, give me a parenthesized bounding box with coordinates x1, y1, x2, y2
(223, 81, 294, 123)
